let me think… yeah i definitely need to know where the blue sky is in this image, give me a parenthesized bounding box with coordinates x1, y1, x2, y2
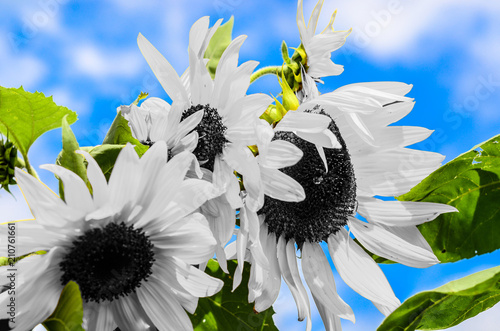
(1, 0, 500, 330)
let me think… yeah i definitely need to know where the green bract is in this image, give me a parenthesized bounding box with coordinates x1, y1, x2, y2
(0, 137, 17, 194)
(204, 16, 234, 78)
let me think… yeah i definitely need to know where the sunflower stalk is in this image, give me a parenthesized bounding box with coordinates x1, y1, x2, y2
(250, 66, 283, 83)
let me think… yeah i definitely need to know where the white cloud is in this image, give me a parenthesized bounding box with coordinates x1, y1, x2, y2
(48, 87, 91, 116)
(69, 44, 143, 80)
(314, 0, 500, 61)
(0, 33, 47, 89)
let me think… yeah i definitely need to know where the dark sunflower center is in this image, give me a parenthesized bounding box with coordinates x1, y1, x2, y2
(181, 104, 228, 171)
(59, 222, 155, 303)
(140, 138, 155, 147)
(260, 113, 357, 247)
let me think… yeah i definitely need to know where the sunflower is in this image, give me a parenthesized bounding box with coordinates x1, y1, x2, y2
(119, 97, 201, 157)
(137, 17, 273, 272)
(296, 0, 351, 80)
(225, 101, 344, 290)
(0, 142, 223, 331)
(246, 82, 457, 330)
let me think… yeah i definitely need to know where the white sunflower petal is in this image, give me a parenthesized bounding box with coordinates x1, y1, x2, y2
(302, 242, 355, 322)
(357, 196, 458, 226)
(262, 168, 305, 202)
(296, 129, 340, 148)
(151, 213, 216, 264)
(349, 217, 439, 268)
(327, 228, 401, 313)
(260, 140, 303, 169)
(111, 293, 154, 331)
(137, 276, 192, 331)
(312, 292, 343, 331)
(277, 237, 312, 330)
(15, 169, 81, 226)
(39, 164, 94, 213)
(137, 33, 189, 104)
(76, 150, 109, 207)
(275, 111, 330, 133)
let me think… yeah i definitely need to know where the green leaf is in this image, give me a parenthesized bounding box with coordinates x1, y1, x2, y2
(204, 17, 234, 79)
(81, 144, 124, 181)
(43, 281, 84, 331)
(0, 86, 77, 174)
(398, 134, 500, 262)
(378, 265, 500, 331)
(102, 111, 148, 157)
(190, 259, 278, 331)
(56, 116, 90, 199)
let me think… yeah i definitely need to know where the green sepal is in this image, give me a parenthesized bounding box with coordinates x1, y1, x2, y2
(281, 40, 291, 64)
(278, 71, 300, 111)
(56, 115, 91, 200)
(42, 281, 85, 331)
(0, 137, 18, 194)
(131, 92, 149, 106)
(204, 17, 234, 79)
(80, 144, 125, 181)
(291, 44, 307, 66)
(102, 111, 149, 157)
(0, 250, 46, 267)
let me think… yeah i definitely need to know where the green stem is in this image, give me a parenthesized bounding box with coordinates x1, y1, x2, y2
(21, 152, 39, 180)
(15, 156, 25, 169)
(250, 66, 282, 84)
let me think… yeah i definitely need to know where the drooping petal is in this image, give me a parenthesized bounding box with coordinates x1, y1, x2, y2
(155, 256, 223, 298)
(296, 129, 340, 148)
(327, 228, 401, 314)
(312, 292, 343, 331)
(85, 302, 117, 331)
(356, 196, 458, 226)
(301, 242, 355, 322)
(277, 237, 312, 330)
(137, 275, 193, 331)
(261, 167, 305, 202)
(110, 293, 155, 331)
(259, 140, 303, 169)
(250, 223, 281, 312)
(275, 110, 330, 133)
(349, 217, 439, 268)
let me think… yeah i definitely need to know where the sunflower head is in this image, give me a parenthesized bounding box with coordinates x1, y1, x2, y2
(261, 110, 357, 247)
(0, 137, 18, 194)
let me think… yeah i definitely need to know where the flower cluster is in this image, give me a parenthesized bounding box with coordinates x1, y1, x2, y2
(0, 1, 457, 330)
